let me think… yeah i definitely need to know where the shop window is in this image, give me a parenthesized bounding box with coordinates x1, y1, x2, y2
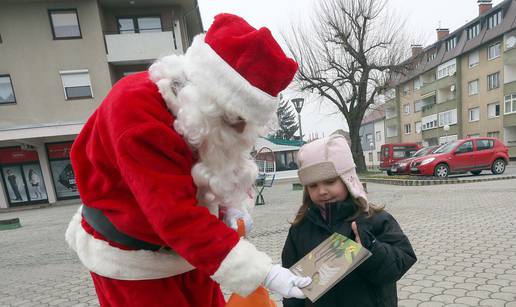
(0, 147, 48, 206)
(46, 142, 80, 200)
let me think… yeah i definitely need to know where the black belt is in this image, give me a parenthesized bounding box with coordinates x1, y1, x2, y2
(82, 205, 162, 251)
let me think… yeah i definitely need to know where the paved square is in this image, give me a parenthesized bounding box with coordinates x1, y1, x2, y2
(1, 179, 515, 306)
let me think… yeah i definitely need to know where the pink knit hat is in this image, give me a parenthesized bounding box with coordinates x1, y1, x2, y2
(297, 134, 368, 203)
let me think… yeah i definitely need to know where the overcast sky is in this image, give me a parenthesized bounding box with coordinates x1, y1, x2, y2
(197, 0, 504, 138)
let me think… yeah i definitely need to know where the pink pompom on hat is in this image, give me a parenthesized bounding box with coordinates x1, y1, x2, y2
(297, 134, 368, 203)
(181, 13, 298, 125)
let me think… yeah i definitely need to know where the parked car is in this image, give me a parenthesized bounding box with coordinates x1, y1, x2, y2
(409, 137, 509, 178)
(380, 143, 421, 175)
(390, 145, 441, 175)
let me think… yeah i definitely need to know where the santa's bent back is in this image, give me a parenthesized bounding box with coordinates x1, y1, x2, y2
(65, 13, 310, 307)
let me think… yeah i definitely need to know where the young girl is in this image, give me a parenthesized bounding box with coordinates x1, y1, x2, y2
(282, 134, 416, 307)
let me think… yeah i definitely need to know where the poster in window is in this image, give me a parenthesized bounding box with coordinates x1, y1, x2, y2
(22, 164, 48, 201)
(50, 160, 79, 198)
(2, 166, 28, 203)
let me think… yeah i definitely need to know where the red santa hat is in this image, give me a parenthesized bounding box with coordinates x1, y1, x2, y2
(181, 13, 298, 125)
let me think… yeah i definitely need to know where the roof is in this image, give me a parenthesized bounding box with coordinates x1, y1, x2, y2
(255, 137, 304, 152)
(361, 106, 386, 124)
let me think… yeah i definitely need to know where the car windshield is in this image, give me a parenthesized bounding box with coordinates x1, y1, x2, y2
(413, 147, 434, 157)
(434, 141, 460, 154)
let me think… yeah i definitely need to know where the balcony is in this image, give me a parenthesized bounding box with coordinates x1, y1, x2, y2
(422, 98, 457, 117)
(105, 30, 183, 65)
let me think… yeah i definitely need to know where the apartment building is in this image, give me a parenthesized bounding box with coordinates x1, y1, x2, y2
(360, 106, 385, 169)
(385, 0, 516, 160)
(0, 0, 203, 208)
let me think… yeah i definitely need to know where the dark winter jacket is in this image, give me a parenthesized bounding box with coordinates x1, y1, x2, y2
(282, 199, 416, 307)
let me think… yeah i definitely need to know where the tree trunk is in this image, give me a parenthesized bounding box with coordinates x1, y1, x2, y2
(348, 122, 367, 173)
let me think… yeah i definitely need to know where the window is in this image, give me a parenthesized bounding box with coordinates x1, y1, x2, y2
(403, 104, 410, 114)
(469, 50, 479, 68)
(504, 93, 516, 114)
(366, 133, 373, 145)
(422, 114, 438, 131)
(60, 70, 92, 100)
(488, 42, 501, 60)
(368, 152, 373, 162)
(469, 107, 480, 122)
(487, 72, 500, 90)
(487, 102, 500, 118)
(445, 37, 457, 51)
(403, 83, 409, 96)
(404, 124, 411, 134)
(476, 139, 494, 151)
(438, 109, 457, 127)
(456, 141, 473, 154)
(487, 10, 502, 29)
(469, 133, 481, 138)
(117, 16, 162, 34)
(427, 51, 436, 62)
(413, 77, 421, 90)
(415, 121, 422, 134)
(0, 75, 16, 104)
(375, 131, 381, 141)
(468, 79, 479, 96)
(49, 9, 81, 39)
(414, 100, 423, 112)
(487, 131, 500, 139)
(437, 60, 456, 79)
(467, 23, 481, 40)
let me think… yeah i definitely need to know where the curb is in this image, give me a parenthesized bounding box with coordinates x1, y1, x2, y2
(359, 175, 516, 186)
(0, 218, 21, 231)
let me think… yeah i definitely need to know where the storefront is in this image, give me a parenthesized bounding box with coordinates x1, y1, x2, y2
(46, 141, 79, 200)
(0, 146, 48, 207)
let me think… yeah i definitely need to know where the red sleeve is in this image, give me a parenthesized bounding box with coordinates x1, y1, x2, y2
(115, 121, 240, 275)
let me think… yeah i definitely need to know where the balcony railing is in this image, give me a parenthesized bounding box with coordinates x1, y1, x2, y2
(104, 27, 184, 64)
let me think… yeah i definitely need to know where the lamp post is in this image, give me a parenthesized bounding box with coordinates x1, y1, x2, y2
(291, 98, 304, 141)
(443, 124, 450, 144)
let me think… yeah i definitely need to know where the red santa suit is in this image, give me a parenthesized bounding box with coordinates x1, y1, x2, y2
(65, 13, 298, 307)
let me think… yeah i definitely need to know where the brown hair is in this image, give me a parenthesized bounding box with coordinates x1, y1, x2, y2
(291, 188, 384, 226)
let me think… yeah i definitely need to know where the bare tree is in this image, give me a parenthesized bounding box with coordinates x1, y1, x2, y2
(284, 0, 411, 172)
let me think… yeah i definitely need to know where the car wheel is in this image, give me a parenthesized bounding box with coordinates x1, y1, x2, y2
(387, 170, 393, 176)
(434, 163, 449, 178)
(470, 170, 482, 176)
(491, 159, 506, 175)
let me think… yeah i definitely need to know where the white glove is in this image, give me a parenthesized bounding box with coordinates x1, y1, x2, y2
(223, 207, 253, 236)
(263, 264, 312, 299)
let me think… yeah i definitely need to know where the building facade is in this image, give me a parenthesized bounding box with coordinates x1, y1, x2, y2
(385, 0, 516, 159)
(0, 0, 203, 208)
(360, 107, 386, 169)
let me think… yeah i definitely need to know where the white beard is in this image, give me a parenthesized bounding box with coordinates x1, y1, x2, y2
(149, 55, 275, 214)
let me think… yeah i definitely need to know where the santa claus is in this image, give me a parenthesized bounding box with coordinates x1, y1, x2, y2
(65, 13, 310, 307)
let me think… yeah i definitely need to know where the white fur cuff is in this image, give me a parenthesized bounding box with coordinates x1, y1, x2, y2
(211, 239, 272, 296)
(65, 206, 195, 280)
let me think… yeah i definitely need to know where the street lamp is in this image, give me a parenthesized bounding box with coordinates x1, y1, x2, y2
(443, 124, 450, 143)
(291, 98, 304, 141)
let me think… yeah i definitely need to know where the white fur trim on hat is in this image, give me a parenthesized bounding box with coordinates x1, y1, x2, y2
(211, 239, 272, 297)
(185, 35, 278, 125)
(65, 206, 195, 280)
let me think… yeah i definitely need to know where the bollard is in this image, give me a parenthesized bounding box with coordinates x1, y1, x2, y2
(0, 218, 21, 231)
(362, 182, 367, 193)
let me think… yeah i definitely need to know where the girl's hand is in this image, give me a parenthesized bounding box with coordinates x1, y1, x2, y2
(351, 221, 376, 250)
(351, 221, 362, 245)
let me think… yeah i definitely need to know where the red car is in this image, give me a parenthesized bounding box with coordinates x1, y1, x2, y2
(380, 143, 421, 175)
(410, 137, 509, 178)
(390, 145, 441, 175)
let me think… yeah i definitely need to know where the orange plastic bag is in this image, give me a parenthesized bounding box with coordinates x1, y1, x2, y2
(225, 219, 277, 307)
